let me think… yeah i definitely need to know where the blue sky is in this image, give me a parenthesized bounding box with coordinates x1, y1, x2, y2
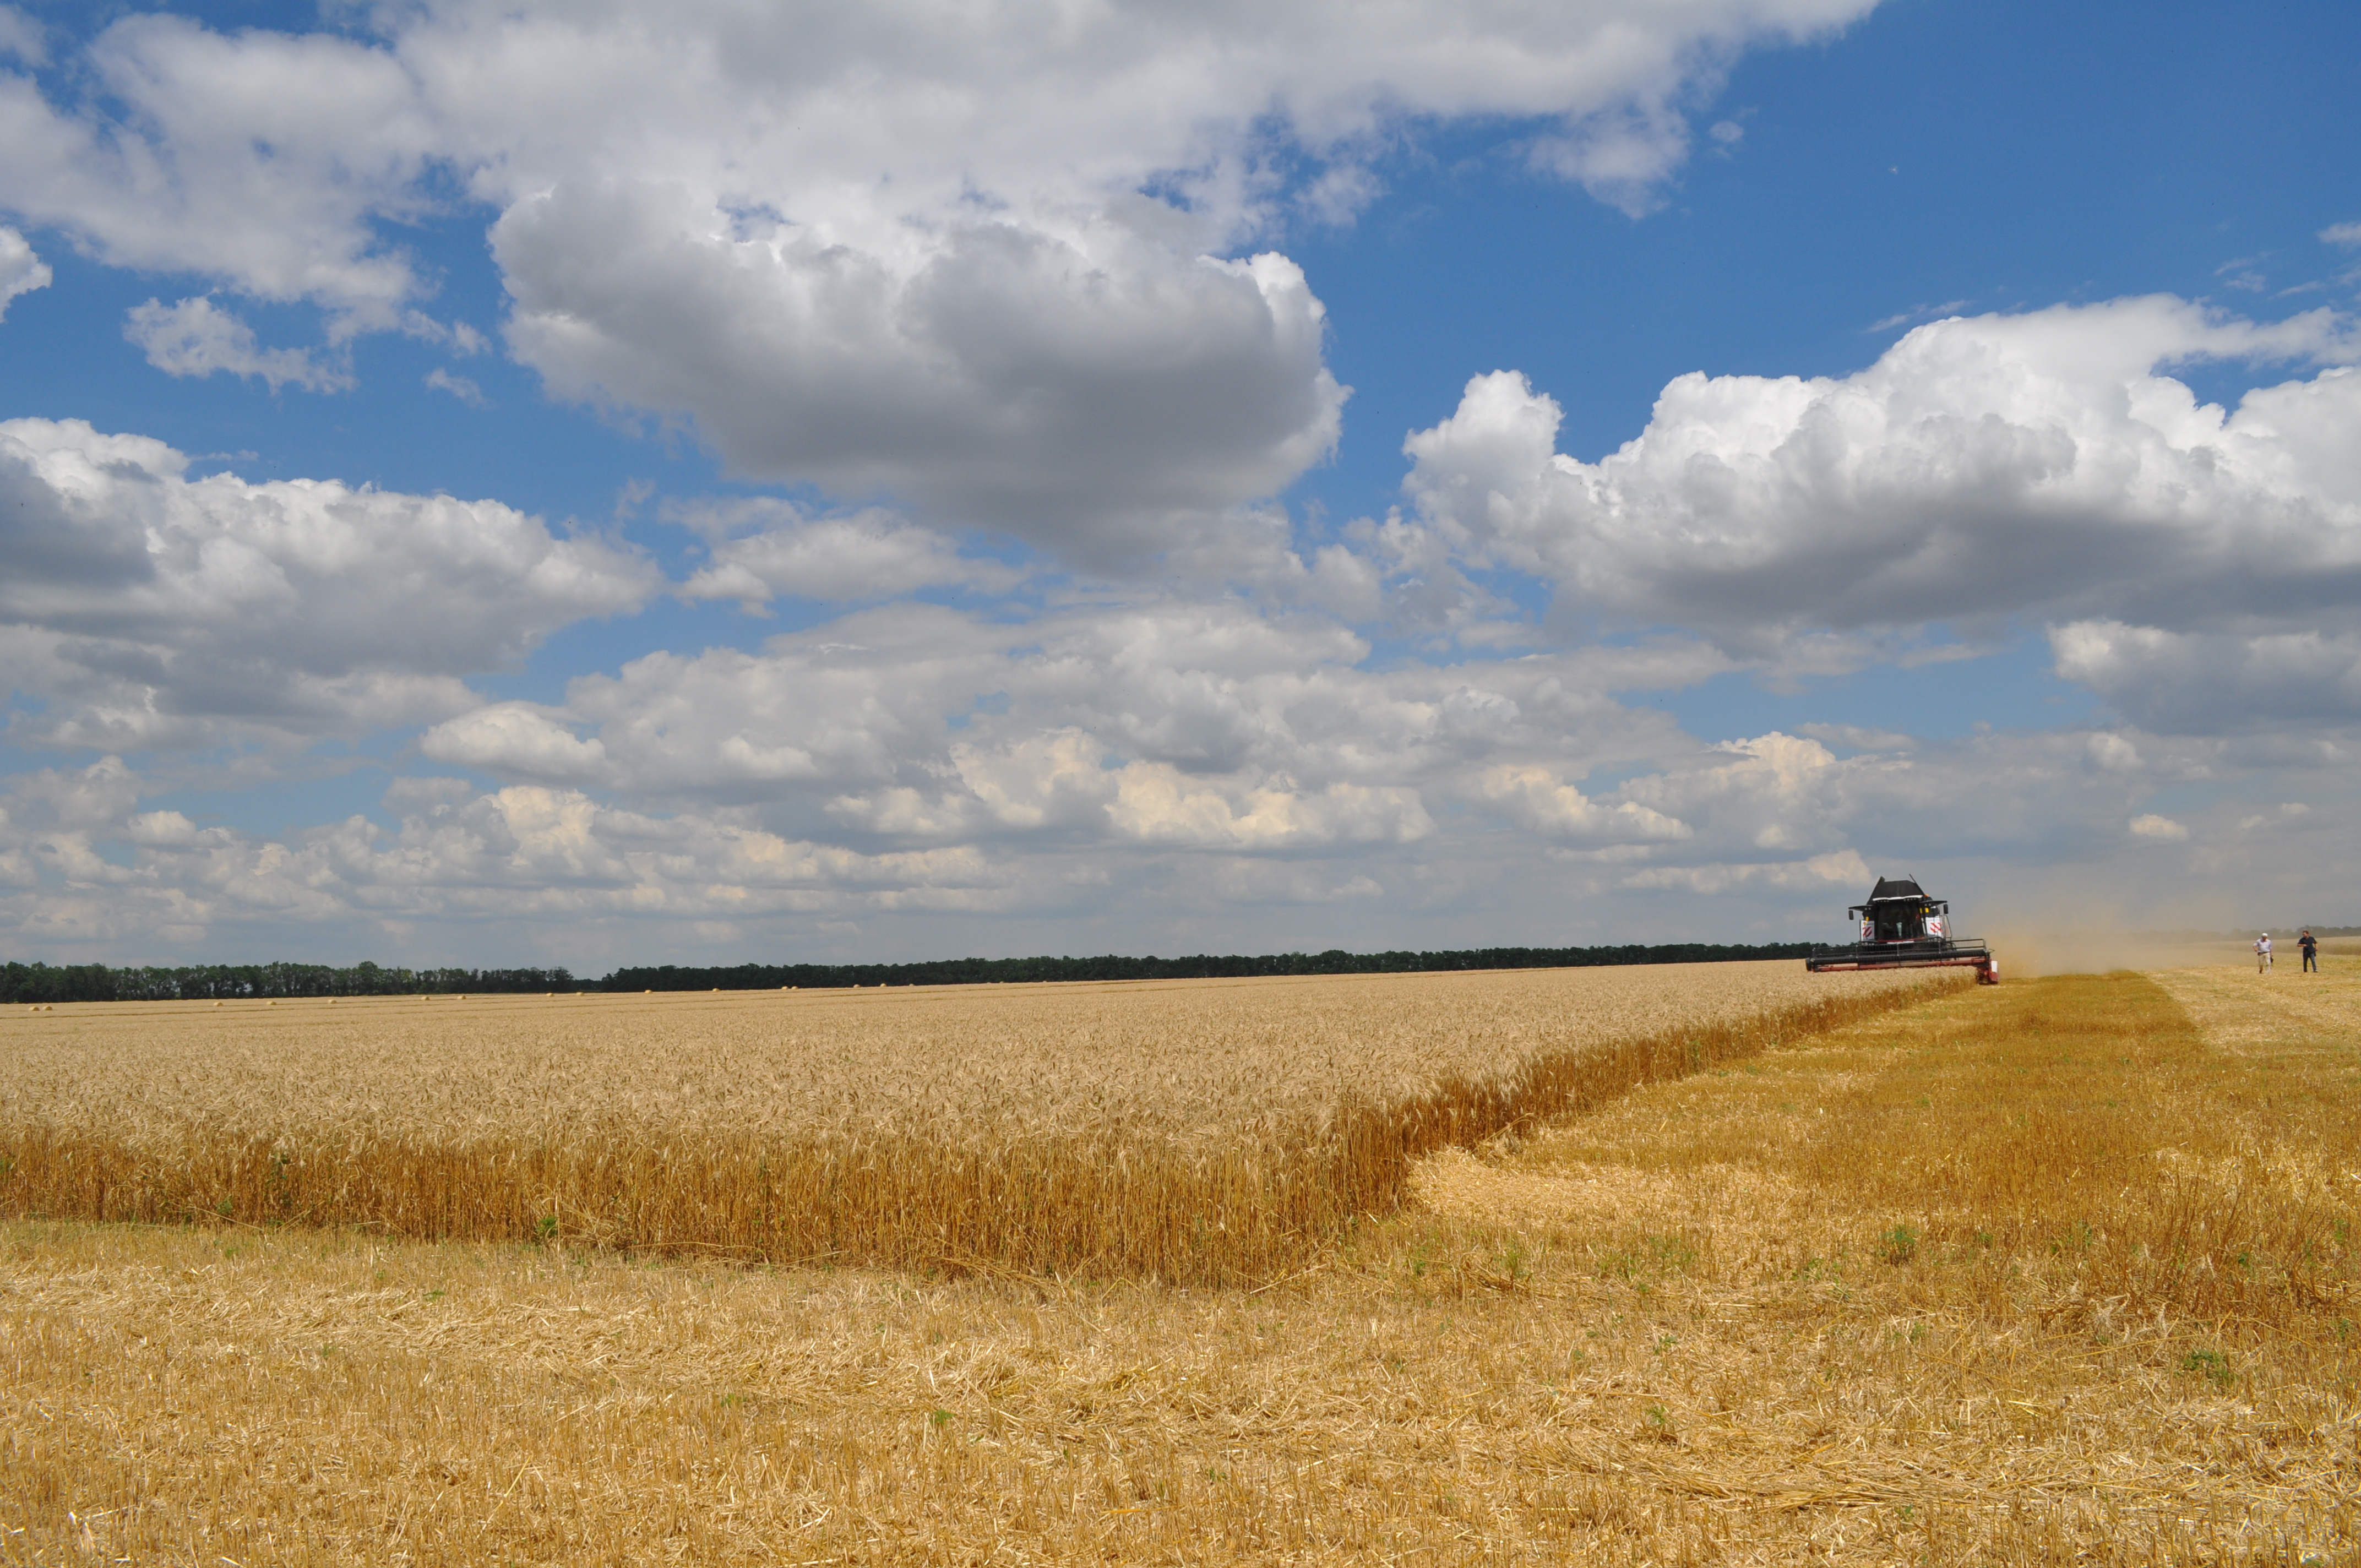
(2, 0, 2357, 966)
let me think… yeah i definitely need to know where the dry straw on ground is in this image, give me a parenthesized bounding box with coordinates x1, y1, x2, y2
(2, 960, 2354, 1565)
(0, 963, 1942, 1282)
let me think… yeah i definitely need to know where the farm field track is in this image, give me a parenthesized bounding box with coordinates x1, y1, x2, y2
(0, 962, 1948, 1282)
(3, 960, 2353, 1565)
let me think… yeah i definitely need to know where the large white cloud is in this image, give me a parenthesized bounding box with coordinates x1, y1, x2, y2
(4, 0, 1878, 297)
(1406, 297, 2361, 636)
(0, 0, 1875, 557)
(494, 191, 1347, 560)
(1401, 297, 2361, 728)
(0, 418, 658, 748)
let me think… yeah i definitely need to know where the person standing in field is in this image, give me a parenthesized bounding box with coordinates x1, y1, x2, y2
(2300, 928, 2319, 972)
(2256, 932, 2272, 973)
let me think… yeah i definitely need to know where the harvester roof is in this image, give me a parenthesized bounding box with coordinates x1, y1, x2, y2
(1866, 875, 1928, 904)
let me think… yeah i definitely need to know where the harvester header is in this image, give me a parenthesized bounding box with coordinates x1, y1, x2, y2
(1805, 875, 1997, 984)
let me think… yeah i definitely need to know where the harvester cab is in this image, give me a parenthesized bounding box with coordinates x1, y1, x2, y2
(1807, 875, 1996, 984)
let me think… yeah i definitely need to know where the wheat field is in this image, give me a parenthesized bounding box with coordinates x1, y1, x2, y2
(0, 963, 1946, 1283)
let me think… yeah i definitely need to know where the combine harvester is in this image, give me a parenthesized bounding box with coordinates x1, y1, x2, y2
(1806, 875, 1998, 984)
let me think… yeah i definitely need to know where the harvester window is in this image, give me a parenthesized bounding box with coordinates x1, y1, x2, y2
(1871, 903, 1929, 943)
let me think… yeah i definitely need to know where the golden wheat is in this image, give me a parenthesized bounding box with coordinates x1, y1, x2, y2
(4, 962, 2353, 1565)
(0, 963, 1950, 1282)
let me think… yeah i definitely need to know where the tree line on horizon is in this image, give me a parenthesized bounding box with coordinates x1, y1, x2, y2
(1, 943, 1825, 1004)
(0, 960, 576, 1004)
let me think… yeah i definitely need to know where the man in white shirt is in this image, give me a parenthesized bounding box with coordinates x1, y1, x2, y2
(2256, 933, 2273, 973)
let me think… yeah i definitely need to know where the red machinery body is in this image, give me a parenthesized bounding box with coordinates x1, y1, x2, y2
(1806, 875, 1998, 984)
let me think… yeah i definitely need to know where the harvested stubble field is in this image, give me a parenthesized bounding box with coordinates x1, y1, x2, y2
(4, 959, 2358, 1566)
(0, 963, 1941, 1283)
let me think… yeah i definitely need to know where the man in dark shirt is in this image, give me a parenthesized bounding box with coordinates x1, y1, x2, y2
(2299, 928, 2319, 973)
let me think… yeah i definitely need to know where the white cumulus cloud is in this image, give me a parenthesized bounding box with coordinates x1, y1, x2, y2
(495, 195, 1347, 561)
(2050, 622, 2361, 733)
(421, 704, 611, 783)
(0, 418, 660, 748)
(125, 296, 352, 393)
(423, 367, 486, 406)
(0, 222, 47, 318)
(1401, 296, 2361, 729)
(1619, 848, 1870, 895)
(1405, 297, 2359, 638)
(0, 15, 438, 321)
(2128, 813, 2189, 842)
(1477, 764, 1691, 843)
(672, 501, 1018, 606)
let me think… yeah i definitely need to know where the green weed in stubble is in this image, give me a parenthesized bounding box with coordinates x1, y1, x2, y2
(2180, 1348, 2236, 1389)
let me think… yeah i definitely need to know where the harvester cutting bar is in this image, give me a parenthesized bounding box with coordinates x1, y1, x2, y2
(1805, 938, 1996, 983)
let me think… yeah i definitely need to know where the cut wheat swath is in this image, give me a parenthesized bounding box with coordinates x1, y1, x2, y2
(0, 962, 1955, 1282)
